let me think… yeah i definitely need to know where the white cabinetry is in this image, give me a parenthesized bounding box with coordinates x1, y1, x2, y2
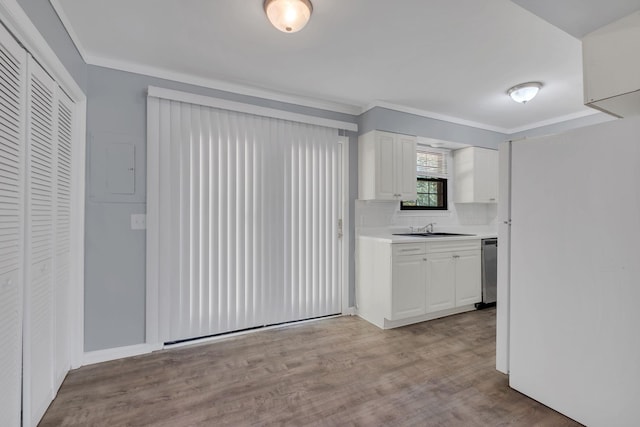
(358, 130, 417, 200)
(582, 11, 640, 118)
(453, 251, 482, 306)
(357, 237, 481, 329)
(453, 146, 498, 203)
(391, 247, 427, 319)
(425, 253, 456, 313)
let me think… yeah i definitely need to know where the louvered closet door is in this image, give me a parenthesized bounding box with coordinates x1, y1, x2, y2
(25, 55, 58, 426)
(53, 90, 73, 389)
(0, 24, 27, 427)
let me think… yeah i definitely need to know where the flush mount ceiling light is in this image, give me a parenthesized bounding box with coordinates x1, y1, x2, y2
(264, 0, 313, 33)
(507, 82, 543, 104)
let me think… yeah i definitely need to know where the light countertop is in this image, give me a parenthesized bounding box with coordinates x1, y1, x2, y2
(358, 228, 498, 244)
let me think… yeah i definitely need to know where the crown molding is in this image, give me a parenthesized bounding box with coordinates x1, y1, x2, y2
(504, 108, 604, 134)
(363, 101, 603, 135)
(47, 0, 606, 135)
(50, 0, 89, 63)
(363, 101, 510, 134)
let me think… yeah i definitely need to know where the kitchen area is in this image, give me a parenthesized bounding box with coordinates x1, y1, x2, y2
(355, 130, 499, 330)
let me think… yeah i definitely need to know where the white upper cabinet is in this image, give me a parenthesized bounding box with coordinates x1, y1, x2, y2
(453, 146, 498, 203)
(583, 11, 640, 118)
(358, 130, 417, 200)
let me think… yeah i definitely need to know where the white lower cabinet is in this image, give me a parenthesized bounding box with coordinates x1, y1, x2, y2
(391, 253, 427, 320)
(454, 250, 482, 306)
(426, 253, 456, 313)
(357, 237, 481, 329)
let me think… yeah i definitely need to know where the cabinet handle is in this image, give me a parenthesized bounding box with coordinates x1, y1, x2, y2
(423, 258, 427, 261)
(399, 248, 421, 253)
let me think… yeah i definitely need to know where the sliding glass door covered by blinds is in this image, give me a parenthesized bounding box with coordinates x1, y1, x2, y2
(148, 99, 343, 343)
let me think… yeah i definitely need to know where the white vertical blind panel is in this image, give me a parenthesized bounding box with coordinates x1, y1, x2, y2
(53, 91, 73, 389)
(150, 98, 342, 343)
(26, 56, 57, 426)
(0, 24, 26, 427)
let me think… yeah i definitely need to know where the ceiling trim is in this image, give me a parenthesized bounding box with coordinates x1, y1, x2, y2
(47, 0, 604, 136)
(83, 53, 360, 116)
(505, 108, 603, 134)
(365, 100, 603, 135)
(50, 0, 362, 116)
(148, 86, 358, 132)
(50, 0, 89, 62)
(364, 101, 510, 134)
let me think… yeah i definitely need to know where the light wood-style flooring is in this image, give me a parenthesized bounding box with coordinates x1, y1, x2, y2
(40, 309, 581, 426)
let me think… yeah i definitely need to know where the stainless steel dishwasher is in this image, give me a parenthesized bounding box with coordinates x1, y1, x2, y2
(476, 238, 497, 309)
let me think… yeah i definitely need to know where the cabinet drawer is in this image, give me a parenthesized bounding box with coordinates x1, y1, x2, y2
(393, 243, 427, 256)
(426, 239, 480, 253)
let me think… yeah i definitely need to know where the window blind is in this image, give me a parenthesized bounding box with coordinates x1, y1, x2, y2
(416, 147, 448, 178)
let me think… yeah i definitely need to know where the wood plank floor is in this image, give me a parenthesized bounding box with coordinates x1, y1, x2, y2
(40, 309, 581, 426)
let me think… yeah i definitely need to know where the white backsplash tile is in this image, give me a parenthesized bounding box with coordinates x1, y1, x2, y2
(356, 199, 498, 233)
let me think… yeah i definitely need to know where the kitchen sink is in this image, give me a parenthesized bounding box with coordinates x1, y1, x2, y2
(393, 232, 475, 237)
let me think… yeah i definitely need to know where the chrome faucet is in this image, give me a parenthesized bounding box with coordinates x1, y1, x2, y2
(410, 222, 436, 233)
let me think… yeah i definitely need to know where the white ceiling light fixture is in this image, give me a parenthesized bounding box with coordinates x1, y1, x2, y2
(264, 0, 313, 33)
(507, 82, 543, 104)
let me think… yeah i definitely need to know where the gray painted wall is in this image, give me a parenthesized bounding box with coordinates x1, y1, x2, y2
(84, 65, 359, 351)
(359, 107, 508, 148)
(17, 0, 87, 92)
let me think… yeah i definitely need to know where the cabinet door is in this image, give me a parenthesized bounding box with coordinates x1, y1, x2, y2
(455, 250, 481, 306)
(375, 133, 396, 200)
(426, 253, 456, 313)
(396, 135, 417, 199)
(486, 149, 498, 202)
(476, 148, 498, 202)
(391, 254, 426, 319)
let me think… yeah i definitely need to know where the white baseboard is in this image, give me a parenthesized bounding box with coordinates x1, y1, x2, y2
(82, 343, 162, 366)
(383, 304, 477, 329)
(342, 306, 357, 316)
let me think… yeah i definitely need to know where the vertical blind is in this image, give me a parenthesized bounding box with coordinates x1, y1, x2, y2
(148, 97, 343, 343)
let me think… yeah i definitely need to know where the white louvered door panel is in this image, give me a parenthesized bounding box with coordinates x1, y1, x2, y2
(53, 89, 73, 390)
(0, 24, 27, 427)
(25, 55, 58, 427)
(149, 99, 343, 344)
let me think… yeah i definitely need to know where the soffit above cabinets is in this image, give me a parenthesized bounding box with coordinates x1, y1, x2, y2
(53, 0, 606, 133)
(511, 0, 640, 38)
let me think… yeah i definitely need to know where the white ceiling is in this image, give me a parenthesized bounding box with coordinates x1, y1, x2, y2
(52, 0, 637, 133)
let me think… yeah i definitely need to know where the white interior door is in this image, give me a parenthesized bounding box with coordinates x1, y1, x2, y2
(53, 90, 73, 388)
(0, 23, 27, 427)
(24, 55, 58, 427)
(148, 98, 344, 344)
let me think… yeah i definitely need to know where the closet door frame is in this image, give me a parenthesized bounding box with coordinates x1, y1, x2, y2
(0, 0, 87, 376)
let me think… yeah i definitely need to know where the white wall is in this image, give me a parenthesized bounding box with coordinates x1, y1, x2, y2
(508, 116, 640, 426)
